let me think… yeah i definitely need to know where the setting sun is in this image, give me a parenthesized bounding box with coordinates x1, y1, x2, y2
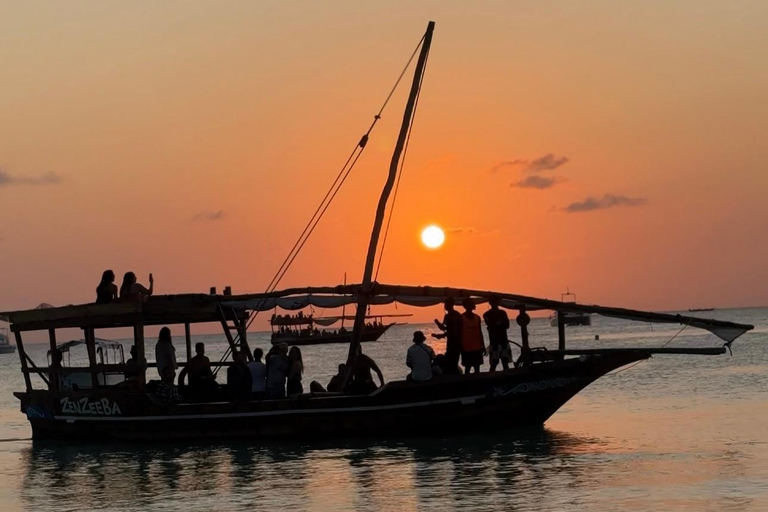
(421, 225, 445, 249)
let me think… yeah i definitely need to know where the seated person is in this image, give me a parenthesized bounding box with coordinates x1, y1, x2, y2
(347, 344, 385, 395)
(119, 271, 154, 302)
(154, 367, 181, 405)
(227, 350, 252, 401)
(407, 331, 439, 381)
(327, 363, 347, 392)
(95, 270, 118, 304)
(124, 345, 142, 380)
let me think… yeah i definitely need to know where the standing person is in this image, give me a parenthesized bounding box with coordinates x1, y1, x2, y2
(120, 272, 154, 301)
(287, 346, 304, 395)
(460, 298, 486, 374)
(407, 331, 436, 381)
(155, 327, 177, 378)
(49, 348, 64, 391)
(227, 350, 253, 400)
(179, 342, 216, 401)
(248, 348, 267, 395)
(95, 270, 118, 304)
(433, 297, 463, 375)
(266, 343, 290, 399)
(483, 296, 512, 371)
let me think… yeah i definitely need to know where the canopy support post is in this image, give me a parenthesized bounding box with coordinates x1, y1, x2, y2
(517, 307, 531, 366)
(84, 327, 99, 388)
(14, 331, 32, 391)
(49, 329, 59, 391)
(184, 323, 192, 363)
(557, 311, 566, 351)
(134, 321, 146, 384)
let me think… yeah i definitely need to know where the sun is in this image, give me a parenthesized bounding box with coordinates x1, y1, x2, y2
(421, 225, 445, 249)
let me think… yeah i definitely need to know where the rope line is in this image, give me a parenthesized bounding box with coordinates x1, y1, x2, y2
(607, 324, 689, 376)
(214, 34, 428, 369)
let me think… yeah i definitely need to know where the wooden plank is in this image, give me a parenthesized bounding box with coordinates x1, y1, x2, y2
(559, 347, 726, 356)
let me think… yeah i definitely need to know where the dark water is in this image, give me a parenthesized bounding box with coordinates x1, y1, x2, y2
(0, 308, 766, 511)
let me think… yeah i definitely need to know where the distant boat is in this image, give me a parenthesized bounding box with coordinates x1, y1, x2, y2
(270, 313, 411, 346)
(0, 328, 16, 354)
(549, 289, 591, 327)
(688, 308, 715, 312)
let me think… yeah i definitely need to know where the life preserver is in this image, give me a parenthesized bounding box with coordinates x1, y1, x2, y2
(461, 313, 484, 352)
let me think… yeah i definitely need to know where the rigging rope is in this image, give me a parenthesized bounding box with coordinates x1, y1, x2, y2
(607, 324, 688, 376)
(213, 34, 428, 373)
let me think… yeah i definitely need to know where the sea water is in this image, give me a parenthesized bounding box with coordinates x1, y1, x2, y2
(0, 308, 765, 511)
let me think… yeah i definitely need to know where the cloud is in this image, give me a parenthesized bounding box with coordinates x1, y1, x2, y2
(445, 226, 476, 235)
(490, 159, 528, 173)
(511, 175, 565, 190)
(192, 210, 225, 221)
(562, 194, 647, 213)
(444, 227, 499, 237)
(0, 168, 61, 186)
(491, 153, 569, 174)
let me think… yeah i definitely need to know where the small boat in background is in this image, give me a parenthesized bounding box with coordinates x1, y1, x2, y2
(550, 289, 591, 327)
(689, 308, 715, 312)
(0, 328, 17, 354)
(270, 312, 411, 346)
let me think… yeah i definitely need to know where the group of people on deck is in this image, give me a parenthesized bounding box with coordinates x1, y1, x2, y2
(419, 296, 512, 379)
(89, 270, 512, 401)
(144, 329, 309, 404)
(95, 269, 153, 303)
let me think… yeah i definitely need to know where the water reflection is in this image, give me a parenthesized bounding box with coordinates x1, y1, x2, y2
(21, 428, 613, 511)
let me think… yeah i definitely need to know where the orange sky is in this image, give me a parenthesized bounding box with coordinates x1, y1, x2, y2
(1, 2, 767, 329)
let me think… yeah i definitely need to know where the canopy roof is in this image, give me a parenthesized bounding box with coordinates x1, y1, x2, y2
(2, 282, 754, 343)
(223, 283, 754, 344)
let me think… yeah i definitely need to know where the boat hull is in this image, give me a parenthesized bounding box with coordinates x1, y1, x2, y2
(17, 352, 646, 441)
(271, 324, 392, 346)
(550, 313, 591, 327)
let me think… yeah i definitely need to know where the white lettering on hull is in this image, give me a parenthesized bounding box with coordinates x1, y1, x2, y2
(60, 397, 123, 416)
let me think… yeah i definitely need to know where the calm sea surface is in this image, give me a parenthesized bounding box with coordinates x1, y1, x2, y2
(0, 308, 766, 511)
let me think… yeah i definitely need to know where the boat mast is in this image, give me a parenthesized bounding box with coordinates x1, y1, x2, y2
(346, 21, 435, 366)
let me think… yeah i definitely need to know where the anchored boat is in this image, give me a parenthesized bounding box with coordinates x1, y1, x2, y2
(270, 312, 411, 346)
(0, 21, 755, 441)
(549, 289, 591, 327)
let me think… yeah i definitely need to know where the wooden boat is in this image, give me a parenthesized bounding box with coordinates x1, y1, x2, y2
(548, 289, 591, 327)
(0, 22, 755, 442)
(1, 286, 753, 441)
(270, 313, 410, 346)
